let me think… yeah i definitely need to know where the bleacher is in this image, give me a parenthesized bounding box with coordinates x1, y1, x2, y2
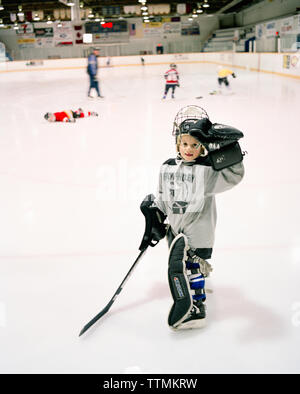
(203, 28, 235, 52)
(203, 27, 255, 53)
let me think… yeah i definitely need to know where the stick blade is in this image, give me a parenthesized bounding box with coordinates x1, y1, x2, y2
(78, 304, 111, 337)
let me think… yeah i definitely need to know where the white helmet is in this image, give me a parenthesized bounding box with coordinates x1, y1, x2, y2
(172, 105, 210, 139)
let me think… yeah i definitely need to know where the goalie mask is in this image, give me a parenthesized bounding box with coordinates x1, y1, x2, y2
(173, 105, 212, 140)
(173, 106, 212, 156)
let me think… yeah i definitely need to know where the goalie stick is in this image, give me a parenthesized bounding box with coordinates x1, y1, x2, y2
(79, 247, 148, 337)
(79, 198, 160, 337)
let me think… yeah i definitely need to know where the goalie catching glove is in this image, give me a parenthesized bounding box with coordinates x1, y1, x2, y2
(139, 194, 167, 251)
(180, 117, 244, 170)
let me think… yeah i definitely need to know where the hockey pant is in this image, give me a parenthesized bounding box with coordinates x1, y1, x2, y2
(218, 77, 229, 87)
(164, 84, 176, 97)
(167, 233, 208, 330)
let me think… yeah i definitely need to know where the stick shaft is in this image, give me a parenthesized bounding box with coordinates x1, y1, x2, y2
(79, 248, 147, 336)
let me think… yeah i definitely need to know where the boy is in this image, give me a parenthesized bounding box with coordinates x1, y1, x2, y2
(141, 105, 244, 330)
(214, 65, 236, 93)
(44, 108, 98, 122)
(162, 63, 180, 99)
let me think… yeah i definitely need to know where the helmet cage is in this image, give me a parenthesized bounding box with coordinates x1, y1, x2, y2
(172, 105, 209, 137)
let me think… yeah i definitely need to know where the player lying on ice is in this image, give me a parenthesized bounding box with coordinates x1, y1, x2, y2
(44, 108, 98, 123)
(140, 105, 245, 330)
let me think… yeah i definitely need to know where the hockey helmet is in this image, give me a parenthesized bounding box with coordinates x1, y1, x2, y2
(170, 63, 177, 69)
(44, 112, 55, 122)
(173, 105, 211, 139)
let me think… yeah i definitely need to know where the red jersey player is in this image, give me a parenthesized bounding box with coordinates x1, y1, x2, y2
(163, 64, 180, 99)
(44, 108, 98, 122)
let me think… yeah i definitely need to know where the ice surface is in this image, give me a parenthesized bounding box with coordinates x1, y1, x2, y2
(0, 62, 300, 373)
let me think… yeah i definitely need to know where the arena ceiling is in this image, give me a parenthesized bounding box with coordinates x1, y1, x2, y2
(0, 0, 261, 24)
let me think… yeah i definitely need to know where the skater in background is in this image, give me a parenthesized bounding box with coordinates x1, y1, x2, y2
(212, 65, 236, 94)
(140, 105, 244, 330)
(140, 57, 145, 66)
(87, 48, 104, 98)
(44, 108, 98, 123)
(162, 63, 179, 99)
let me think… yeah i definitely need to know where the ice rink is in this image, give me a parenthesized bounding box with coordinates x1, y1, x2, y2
(0, 60, 300, 374)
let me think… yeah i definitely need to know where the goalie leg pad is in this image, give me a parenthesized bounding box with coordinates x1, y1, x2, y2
(168, 234, 206, 330)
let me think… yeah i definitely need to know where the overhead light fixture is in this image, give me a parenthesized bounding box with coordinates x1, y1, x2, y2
(188, 16, 193, 21)
(94, 13, 100, 22)
(17, 6, 24, 17)
(197, 7, 203, 14)
(79, 1, 84, 8)
(0, 18, 4, 27)
(141, 6, 148, 11)
(46, 16, 53, 24)
(144, 19, 149, 23)
(13, 22, 19, 30)
(0, 1, 4, 11)
(57, 20, 62, 28)
(33, 13, 40, 21)
(88, 11, 94, 18)
(142, 12, 148, 16)
(203, 0, 210, 8)
(67, 1, 75, 6)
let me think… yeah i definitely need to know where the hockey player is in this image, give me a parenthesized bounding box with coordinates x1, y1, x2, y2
(140, 106, 245, 330)
(87, 48, 104, 98)
(162, 63, 179, 99)
(44, 108, 98, 122)
(215, 65, 236, 93)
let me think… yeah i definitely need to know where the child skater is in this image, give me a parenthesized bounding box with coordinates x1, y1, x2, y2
(214, 65, 236, 94)
(44, 108, 98, 123)
(140, 105, 245, 330)
(162, 63, 180, 99)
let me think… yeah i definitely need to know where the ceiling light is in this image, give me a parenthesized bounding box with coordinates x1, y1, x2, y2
(17, 6, 24, 17)
(197, 8, 203, 14)
(88, 11, 94, 18)
(0, 18, 4, 27)
(33, 13, 40, 21)
(67, 1, 75, 6)
(141, 6, 148, 11)
(142, 12, 148, 16)
(0, 1, 4, 11)
(13, 22, 19, 30)
(79, 2, 84, 8)
(46, 16, 53, 24)
(203, 0, 210, 8)
(95, 13, 100, 22)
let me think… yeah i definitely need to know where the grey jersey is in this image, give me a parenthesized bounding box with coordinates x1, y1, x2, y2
(154, 156, 244, 249)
